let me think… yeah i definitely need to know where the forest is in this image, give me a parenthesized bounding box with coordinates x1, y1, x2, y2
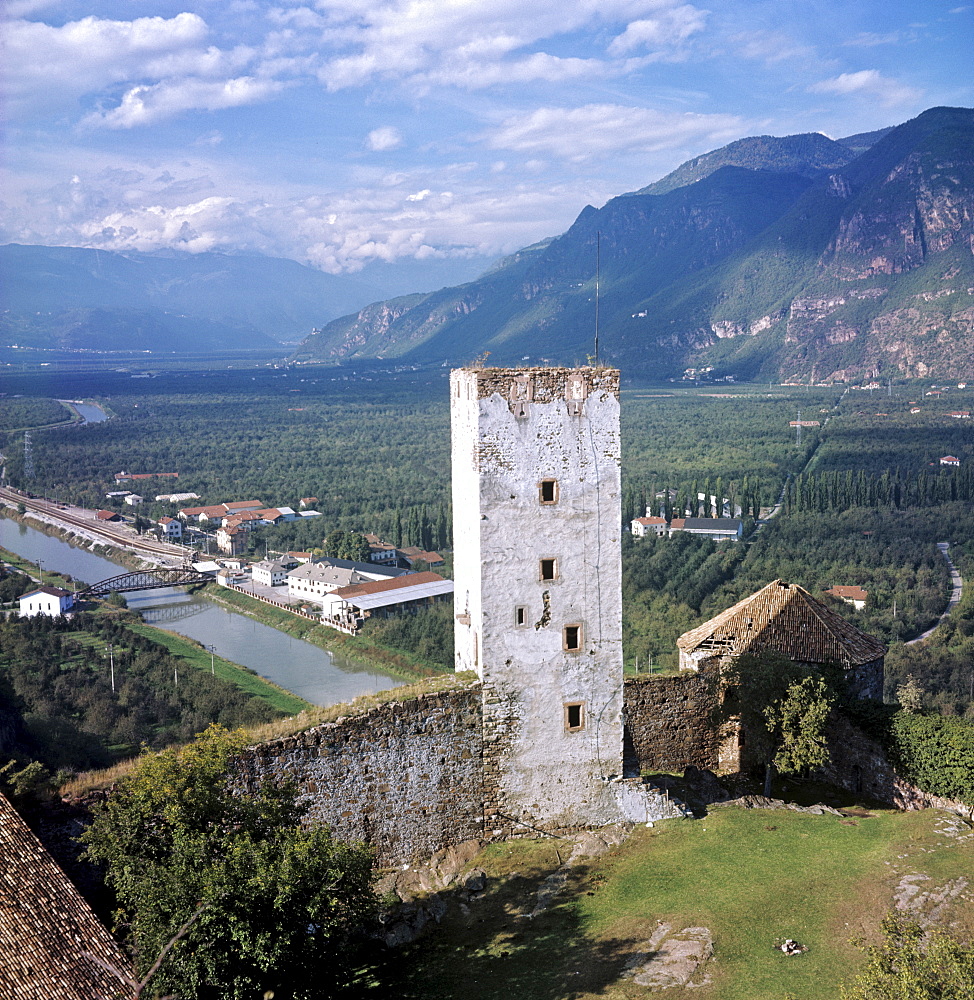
(0, 610, 283, 775)
(2, 367, 972, 718)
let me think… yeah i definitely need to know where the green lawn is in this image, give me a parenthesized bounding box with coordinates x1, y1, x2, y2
(396, 806, 974, 1000)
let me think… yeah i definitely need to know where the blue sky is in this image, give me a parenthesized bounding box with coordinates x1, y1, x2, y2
(2, 0, 972, 291)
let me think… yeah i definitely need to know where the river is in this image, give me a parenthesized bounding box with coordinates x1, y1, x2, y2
(0, 515, 406, 706)
(60, 400, 110, 424)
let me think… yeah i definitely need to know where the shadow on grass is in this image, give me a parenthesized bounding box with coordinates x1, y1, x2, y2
(381, 863, 649, 1000)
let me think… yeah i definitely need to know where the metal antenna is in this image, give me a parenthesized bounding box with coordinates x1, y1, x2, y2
(24, 431, 34, 480)
(594, 230, 600, 367)
(796, 409, 802, 446)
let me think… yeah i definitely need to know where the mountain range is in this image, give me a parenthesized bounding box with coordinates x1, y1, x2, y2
(293, 106, 974, 381)
(0, 245, 388, 352)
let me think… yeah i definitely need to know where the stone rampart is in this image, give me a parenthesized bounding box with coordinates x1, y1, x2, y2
(623, 674, 721, 773)
(235, 685, 485, 865)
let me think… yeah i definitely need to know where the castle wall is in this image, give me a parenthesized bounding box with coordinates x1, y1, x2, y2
(623, 675, 722, 773)
(234, 686, 484, 866)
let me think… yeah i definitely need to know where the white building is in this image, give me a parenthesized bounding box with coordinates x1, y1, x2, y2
(321, 571, 454, 620)
(451, 366, 630, 830)
(630, 515, 667, 537)
(19, 587, 74, 617)
(123, 494, 143, 506)
(286, 558, 406, 601)
(252, 556, 298, 587)
(158, 516, 182, 539)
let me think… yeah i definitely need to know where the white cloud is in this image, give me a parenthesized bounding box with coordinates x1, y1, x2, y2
(607, 6, 707, 56)
(405, 189, 431, 201)
(843, 31, 902, 47)
(486, 105, 745, 162)
(367, 126, 403, 151)
(808, 69, 920, 107)
(314, 0, 709, 91)
(84, 77, 287, 129)
(4, 13, 211, 114)
(732, 30, 816, 65)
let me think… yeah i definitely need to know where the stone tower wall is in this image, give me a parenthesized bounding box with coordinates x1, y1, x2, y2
(451, 367, 625, 829)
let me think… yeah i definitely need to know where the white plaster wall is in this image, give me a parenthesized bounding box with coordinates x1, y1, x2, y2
(451, 368, 625, 827)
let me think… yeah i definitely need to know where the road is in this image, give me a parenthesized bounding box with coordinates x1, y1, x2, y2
(907, 542, 965, 645)
(0, 486, 192, 568)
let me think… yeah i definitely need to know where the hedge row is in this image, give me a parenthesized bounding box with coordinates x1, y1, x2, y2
(888, 712, 974, 805)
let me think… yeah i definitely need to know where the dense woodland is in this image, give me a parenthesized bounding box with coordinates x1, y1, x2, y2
(2, 368, 973, 719)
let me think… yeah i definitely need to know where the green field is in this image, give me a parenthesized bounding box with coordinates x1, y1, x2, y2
(396, 805, 974, 1000)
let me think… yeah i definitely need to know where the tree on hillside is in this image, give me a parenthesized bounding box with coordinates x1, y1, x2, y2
(82, 725, 378, 1000)
(325, 529, 372, 563)
(840, 913, 974, 999)
(718, 652, 836, 796)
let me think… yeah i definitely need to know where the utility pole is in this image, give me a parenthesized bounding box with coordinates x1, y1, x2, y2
(106, 643, 115, 693)
(209, 644, 215, 675)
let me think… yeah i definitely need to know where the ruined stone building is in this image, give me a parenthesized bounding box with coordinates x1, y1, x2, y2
(677, 579, 887, 700)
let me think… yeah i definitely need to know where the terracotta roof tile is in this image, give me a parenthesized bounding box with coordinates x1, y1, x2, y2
(0, 792, 133, 999)
(677, 580, 886, 666)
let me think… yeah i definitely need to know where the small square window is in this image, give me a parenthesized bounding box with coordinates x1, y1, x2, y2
(539, 479, 558, 504)
(564, 702, 585, 731)
(515, 605, 528, 627)
(563, 624, 582, 650)
(539, 558, 557, 581)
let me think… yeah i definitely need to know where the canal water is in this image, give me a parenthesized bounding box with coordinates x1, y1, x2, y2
(63, 400, 110, 424)
(0, 515, 406, 706)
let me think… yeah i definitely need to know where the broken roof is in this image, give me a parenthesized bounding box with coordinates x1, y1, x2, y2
(677, 579, 886, 667)
(0, 792, 133, 999)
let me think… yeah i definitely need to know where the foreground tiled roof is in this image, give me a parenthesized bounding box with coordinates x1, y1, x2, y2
(0, 792, 132, 999)
(677, 579, 886, 666)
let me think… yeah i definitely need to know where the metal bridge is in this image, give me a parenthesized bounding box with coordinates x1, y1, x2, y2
(78, 566, 213, 599)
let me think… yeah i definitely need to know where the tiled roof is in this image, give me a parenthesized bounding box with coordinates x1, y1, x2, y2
(333, 571, 445, 600)
(826, 585, 868, 602)
(677, 579, 886, 666)
(20, 587, 71, 599)
(0, 792, 133, 999)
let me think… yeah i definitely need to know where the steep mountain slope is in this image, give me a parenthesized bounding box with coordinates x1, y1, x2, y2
(627, 132, 856, 196)
(295, 166, 814, 367)
(0, 245, 380, 350)
(293, 107, 973, 380)
(673, 106, 974, 380)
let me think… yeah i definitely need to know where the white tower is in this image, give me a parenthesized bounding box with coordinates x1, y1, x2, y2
(451, 366, 625, 830)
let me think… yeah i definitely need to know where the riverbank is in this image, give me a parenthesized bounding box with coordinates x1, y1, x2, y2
(0, 507, 157, 574)
(123, 619, 311, 716)
(206, 584, 451, 681)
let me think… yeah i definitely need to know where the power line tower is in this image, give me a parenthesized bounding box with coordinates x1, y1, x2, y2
(23, 431, 35, 480)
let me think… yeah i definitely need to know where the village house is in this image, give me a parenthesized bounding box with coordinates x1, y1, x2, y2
(215, 525, 247, 556)
(299, 497, 318, 508)
(630, 515, 667, 537)
(94, 509, 120, 522)
(158, 516, 182, 539)
(286, 558, 408, 601)
(365, 533, 399, 565)
(826, 585, 869, 610)
(940, 455, 961, 466)
(398, 546, 445, 567)
(19, 586, 74, 618)
(123, 493, 143, 506)
(252, 555, 299, 587)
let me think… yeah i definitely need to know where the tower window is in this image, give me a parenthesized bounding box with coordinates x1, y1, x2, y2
(514, 605, 528, 627)
(539, 558, 557, 581)
(539, 478, 558, 504)
(563, 624, 582, 650)
(564, 702, 585, 731)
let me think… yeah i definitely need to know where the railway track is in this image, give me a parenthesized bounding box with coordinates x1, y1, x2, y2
(0, 486, 191, 567)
